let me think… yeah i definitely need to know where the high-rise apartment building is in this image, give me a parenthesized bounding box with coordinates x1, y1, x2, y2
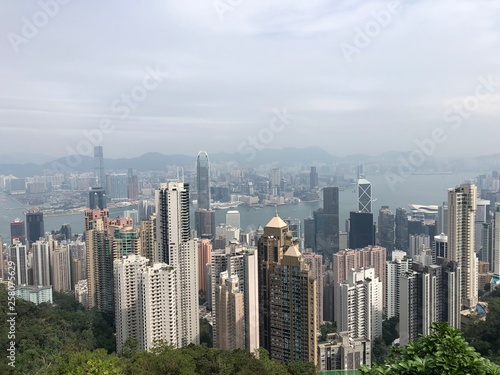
(10, 239, 28, 285)
(51, 244, 72, 292)
(333, 245, 387, 322)
(258, 214, 293, 352)
(492, 204, 500, 285)
(32, 240, 51, 286)
(447, 184, 478, 309)
(198, 239, 212, 292)
(215, 271, 245, 351)
(385, 250, 412, 319)
(211, 244, 259, 353)
(336, 267, 383, 342)
(89, 187, 107, 210)
(258, 214, 316, 363)
(303, 253, 323, 329)
(140, 214, 156, 263)
(197, 151, 211, 210)
(85, 208, 113, 312)
(114, 254, 149, 354)
(268, 244, 317, 363)
(138, 263, 178, 351)
(155, 182, 199, 347)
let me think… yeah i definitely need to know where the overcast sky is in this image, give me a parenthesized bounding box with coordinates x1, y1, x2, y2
(1, 0, 499, 160)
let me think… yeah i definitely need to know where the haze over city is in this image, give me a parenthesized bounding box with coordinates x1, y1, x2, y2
(1, 0, 500, 159)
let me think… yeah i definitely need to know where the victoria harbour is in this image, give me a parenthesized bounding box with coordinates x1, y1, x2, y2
(0, 172, 477, 240)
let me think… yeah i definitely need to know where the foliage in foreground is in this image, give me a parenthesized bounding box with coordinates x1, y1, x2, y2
(38, 346, 317, 375)
(360, 322, 500, 375)
(0, 285, 115, 374)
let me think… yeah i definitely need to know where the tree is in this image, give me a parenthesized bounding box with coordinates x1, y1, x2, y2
(361, 322, 500, 375)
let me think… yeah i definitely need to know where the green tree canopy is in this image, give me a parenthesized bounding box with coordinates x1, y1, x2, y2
(361, 322, 500, 375)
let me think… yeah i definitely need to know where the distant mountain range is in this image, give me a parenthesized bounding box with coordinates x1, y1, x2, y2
(0, 147, 499, 177)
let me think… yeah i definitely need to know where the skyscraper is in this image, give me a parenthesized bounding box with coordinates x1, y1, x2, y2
(492, 204, 500, 284)
(10, 240, 28, 285)
(268, 244, 317, 363)
(210, 244, 259, 353)
(109, 174, 129, 202)
(303, 253, 323, 329)
(195, 209, 216, 240)
(385, 251, 412, 319)
(378, 206, 395, 255)
(312, 187, 340, 259)
(94, 146, 106, 189)
(114, 254, 149, 354)
(198, 239, 212, 292)
(138, 262, 178, 351)
(336, 267, 383, 342)
(349, 211, 375, 249)
(89, 187, 107, 210)
(32, 240, 51, 286)
(155, 182, 199, 347)
(10, 219, 25, 245)
(26, 208, 44, 247)
(85, 208, 113, 312)
(226, 210, 241, 229)
(310, 166, 318, 189)
(196, 151, 211, 210)
(215, 271, 245, 351)
(357, 178, 372, 213)
(51, 244, 72, 292)
(395, 208, 409, 251)
(258, 214, 293, 352)
(447, 184, 478, 309)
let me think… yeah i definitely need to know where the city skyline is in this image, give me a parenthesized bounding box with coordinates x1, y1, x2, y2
(1, 1, 499, 159)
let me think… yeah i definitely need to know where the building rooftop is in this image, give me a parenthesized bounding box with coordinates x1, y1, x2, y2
(265, 213, 288, 229)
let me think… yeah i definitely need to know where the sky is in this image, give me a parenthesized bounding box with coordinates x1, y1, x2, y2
(1, 0, 499, 161)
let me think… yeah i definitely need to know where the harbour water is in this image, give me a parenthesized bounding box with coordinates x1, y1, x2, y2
(0, 172, 479, 241)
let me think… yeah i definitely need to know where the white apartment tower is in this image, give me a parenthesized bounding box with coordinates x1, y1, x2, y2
(10, 240, 28, 286)
(156, 182, 199, 347)
(138, 263, 178, 351)
(491, 204, 500, 286)
(32, 240, 51, 286)
(447, 184, 478, 309)
(114, 254, 149, 354)
(336, 267, 382, 341)
(385, 250, 412, 319)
